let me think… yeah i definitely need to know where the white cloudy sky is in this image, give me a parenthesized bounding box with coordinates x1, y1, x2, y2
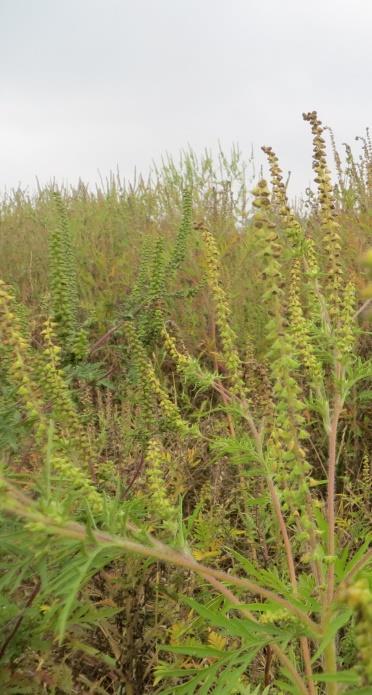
(1, 0, 371, 198)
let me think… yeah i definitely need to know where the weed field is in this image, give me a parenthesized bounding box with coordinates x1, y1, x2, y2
(0, 111, 371, 694)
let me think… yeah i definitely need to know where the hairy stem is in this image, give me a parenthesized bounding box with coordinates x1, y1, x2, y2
(326, 394, 342, 605)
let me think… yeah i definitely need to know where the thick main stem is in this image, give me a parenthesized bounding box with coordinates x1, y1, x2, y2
(324, 642, 338, 695)
(323, 375, 343, 694)
(326, 395, 342, 606)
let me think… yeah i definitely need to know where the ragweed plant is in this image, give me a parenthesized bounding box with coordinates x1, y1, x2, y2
(303, 111, 344, 320)
(167, 188, 193, 273)
(49, 192, 78, 332)
(198, 222, 246, 398)
(124, 319, 195, 437)
(139, 235, 167, 344)
(145, 437, 177, 530)
(0, 280, 47, 444)
(36, 317, 95, 471)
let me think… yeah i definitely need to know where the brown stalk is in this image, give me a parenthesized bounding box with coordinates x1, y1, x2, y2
(212, 383, 317, 693)
(0, 579, 41, 660)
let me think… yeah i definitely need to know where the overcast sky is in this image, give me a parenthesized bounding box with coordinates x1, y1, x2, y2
(1, 0, 371, 199)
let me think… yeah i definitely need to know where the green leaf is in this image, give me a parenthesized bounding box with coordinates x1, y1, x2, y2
(358, 389, 372, 403)
(160, 644, 226, 658)
(56, 548, 103, 643)
(211, 654, 264, 694)
(68, 640, 117, 668)
(153, 663, 199, 686)
(311, 608, 352, 662)
(158, 669, 212, 694)
(341, 534, 372, 580)
(186, 596, 290, 641)
(228, 549, 288, 593)
(311, 670, 359, 684)
(275, 679, 301, 694)
(197, 662, 222, 694)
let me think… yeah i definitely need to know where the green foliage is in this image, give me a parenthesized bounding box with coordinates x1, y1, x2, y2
(48, 191, 88, 359)
(168, 188, 193, 273)
(48, 192, 78, 341)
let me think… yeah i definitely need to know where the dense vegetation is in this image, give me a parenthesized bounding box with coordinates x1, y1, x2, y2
(0, 111, 371, 695)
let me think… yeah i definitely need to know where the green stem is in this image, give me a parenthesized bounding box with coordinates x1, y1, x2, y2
(324, 641, 338, 695)
(323, 363, 343, 692)
(326, 393, 342, 605)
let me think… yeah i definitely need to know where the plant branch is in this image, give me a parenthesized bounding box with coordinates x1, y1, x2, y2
(2, 481, 322, 637)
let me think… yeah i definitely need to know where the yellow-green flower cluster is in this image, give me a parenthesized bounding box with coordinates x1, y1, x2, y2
(131, 235, 154, 306)
(303, 111, 343, 318)
(240, 338, 273, 415)
(341, 579, 372, 683)
(140, 236, 166, 343)
(288, 259, 323, 386)
(145, 364, 192, 436)
(252, 181, 283, 304)
(251, 199, 314, 538)
(69, 327, 89, 361)
(302, 237, 323, 323)
(77, 379, 95, 420)
(49, 191, 79, 347)
(0, 280, 46, 440)
(302, 111, 335, 220)
(269, 329, 313, 511)
(262, 146, 303, 249)
(268, 348, 312, 522)
(37, 318, 92, 463)
(259, 607, 295, 624)
(161, 327, 215, 391)
(125, 321, 192, 436)
(52, 454, 103, 514)
(336, 281, 356, 361)
(124, 319, 155, 430)
(199, 223, 245, 397)
(362, 452, 371, 496)
(12, 300, 31, 341)
(145, 437, 177, 523)
(161, 327, 189, 369)
(168, 188, 193, 272)
(304, 238, 320, 280)
(266, 327, 312, 515)
(261, 146, 287, 210)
